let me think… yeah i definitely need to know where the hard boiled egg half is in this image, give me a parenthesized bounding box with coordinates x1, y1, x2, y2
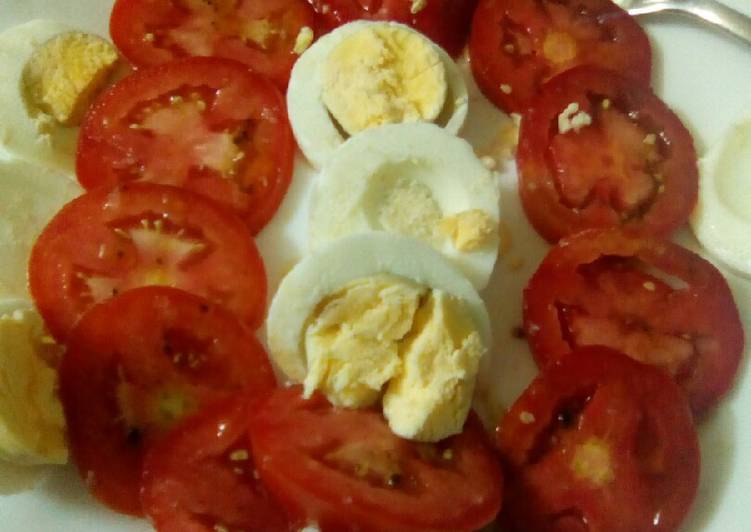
(0, 298, 66, 465)
(690, 114, 751, 277)
(287, 20, 469, 169)
(309, 122, 500, 289)
(266, 233, 491, 442)
(0, 19, 120, 174)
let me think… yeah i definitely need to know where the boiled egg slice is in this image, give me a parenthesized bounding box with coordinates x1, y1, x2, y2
(266, 232, 491, 441)
(309, 122, 500, 289)
(0, 158, 82, 300)
(287, 20, 469, 169)
(690, 114, 751, 277)
(0, 298, 66, 465)
(0, 19, 119, 174)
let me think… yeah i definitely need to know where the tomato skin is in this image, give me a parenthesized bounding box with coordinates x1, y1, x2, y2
(498, 346, 700, 532)
(109, 0, 317, 88)
(59, 286, 277, 516)
(249, 386, 502, 532)
(29, 183, 267, 341)
(76, 57, 294, 234)
(516, 67, 698, 242)
(469, 0, 651, 113)
(307, 0, 478, 56)
(523, 229, 744, 415)
(142, 394, 290, 532)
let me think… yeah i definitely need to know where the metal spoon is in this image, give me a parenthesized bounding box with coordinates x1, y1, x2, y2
(621, 0, 751, 45)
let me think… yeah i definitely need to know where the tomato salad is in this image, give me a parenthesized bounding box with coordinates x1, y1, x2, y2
(11, 0, 745, 531)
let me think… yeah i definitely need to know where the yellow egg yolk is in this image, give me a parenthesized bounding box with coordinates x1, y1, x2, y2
(321, 25, 447, 135)
(303, 274, 485, 442)
(22, 31, 119, 126)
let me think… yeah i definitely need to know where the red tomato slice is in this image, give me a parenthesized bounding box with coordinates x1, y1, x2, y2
(469, 0, 651, 113)
(109, 0, 316, 88)
(249, 386, 502, 532)
(59, 287, 277, 516)
(142, 395, 289, 531)
(498, 346, 700, 532)
(523, 229, 744, 415)
(29, 183, 267, 341)
(307, 0, 478, 56)
(516, 67, 698, 242)
(77, 57, 294, 234)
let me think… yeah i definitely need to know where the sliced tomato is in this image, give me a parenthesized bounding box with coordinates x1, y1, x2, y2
(29, 183, 266, 341)
(523, 229, 744, 415)
(307, 0, 478, 56)
(498, 346, 700, 532)
(142, 395, 289, 531)
(517, 67, 698, 242)
(249, 386, 502, 532)
(469, 0, 651, 113)
(110, 0, 316, 88)
(77, 57, 294, 234)
(59, 286, 277, 515)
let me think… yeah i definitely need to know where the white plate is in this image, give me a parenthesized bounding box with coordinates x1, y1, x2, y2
(1, 1, 750, 531)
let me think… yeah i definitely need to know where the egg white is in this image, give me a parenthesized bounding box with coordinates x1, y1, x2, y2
(286, 20, 469, 169)
(266, 232, 491, 383)
(309, 122, 500, 289)
(690, 115, 751, 278)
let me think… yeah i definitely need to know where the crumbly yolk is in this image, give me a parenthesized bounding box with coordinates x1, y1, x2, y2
(303, 274, 485, 442)
(321, 25, 447, 135)
(22, 32, 119, 126)
(440, 209, 497, 251)
(382, 289, 483, 442)
(303, 275, 424, 408)
(377, 176, 444, 247)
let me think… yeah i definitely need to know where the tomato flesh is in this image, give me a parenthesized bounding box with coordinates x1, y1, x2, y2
(307, 0, 478, 56)
(59, 287, 277, 515)
(517, 67, 698, 241)
(29, 183, 267, 341)
(77, 57, 294, 234)
(523, 229, 744, 415)
(469, 0, 651, 113)
(110, 0, 316, 88)
(551, 108, 658, 213)
(498, 347, 700, 532)
(249, 386, 502, 531)
(142, 395, 289, 531)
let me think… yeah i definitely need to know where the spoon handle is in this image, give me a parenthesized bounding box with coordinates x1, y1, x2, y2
(688, 0, 751, 45)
